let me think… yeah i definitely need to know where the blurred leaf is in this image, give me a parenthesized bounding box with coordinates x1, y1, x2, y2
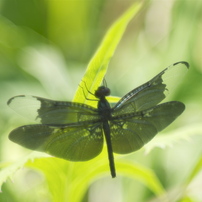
(0, 152, 48, 191)
(116, 160, 165, 196)
(144, 124, 202, 154)
(185, 156, 202, 186)
(26, 157, 106, 202)
(26, 155, 165, 202)
(73, 2, 142, 107)
(179, 197, 195, 202)
(18, 46, 76, 99)
(1, 0, 48, 36)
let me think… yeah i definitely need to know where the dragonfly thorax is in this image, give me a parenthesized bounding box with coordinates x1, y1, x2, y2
(94, 86, 110, 99)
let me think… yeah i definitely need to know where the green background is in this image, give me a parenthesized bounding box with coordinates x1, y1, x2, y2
(0, 0, 202, 201)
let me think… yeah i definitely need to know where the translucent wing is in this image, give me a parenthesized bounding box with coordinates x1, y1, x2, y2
(110, 101, 185, 154)
(112, 61, 189, 115)
(7, 95, 100, 124)
(9, 123, 103, 161)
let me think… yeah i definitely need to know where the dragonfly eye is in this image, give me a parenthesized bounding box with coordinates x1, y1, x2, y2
(95, 86, 110, 98)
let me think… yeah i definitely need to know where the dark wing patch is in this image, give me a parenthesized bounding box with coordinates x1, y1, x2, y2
(9, 123, 103, 161)
(7, 95, 100, 124)
(110, 101, 185, 154)
(112, 61, 189, 114)
(110, 119, 157, 154)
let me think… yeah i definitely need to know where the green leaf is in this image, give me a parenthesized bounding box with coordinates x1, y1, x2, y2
(73, 2, 142, 107)
(144, 124, 202, 154)
(0, 152, 48, 191)
(116, 160, 165, 196)
(26, 154, 165, 202)
(185, 156, 202, 186)
(106, 95, 121, 103)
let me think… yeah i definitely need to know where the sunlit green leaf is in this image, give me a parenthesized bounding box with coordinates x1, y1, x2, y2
(26, 154, 165, 202)
(0, 152, 47, 191)
(73, 2, 142, 107)
(185, 156, 202, 186)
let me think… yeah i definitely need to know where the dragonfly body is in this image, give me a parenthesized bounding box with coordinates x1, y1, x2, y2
(8, 61, 189, 178)
(95, 86, 116, 177)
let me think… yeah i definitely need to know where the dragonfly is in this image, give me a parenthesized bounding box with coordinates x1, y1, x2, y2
(8, 61, 189, 178)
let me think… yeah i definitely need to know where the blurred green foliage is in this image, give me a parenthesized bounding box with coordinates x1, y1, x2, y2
(0, 0, 202, 202)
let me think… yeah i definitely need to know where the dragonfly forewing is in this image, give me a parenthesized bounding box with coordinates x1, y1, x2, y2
(112, 61, 189, 114)
(8, 95, 100, 124)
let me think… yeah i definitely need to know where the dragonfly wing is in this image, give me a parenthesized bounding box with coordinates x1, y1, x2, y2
(110, 101, 185, 154)
(9, 123, 103, 161)
(112, 61, 189, 114)
(7, 95, 99, 124)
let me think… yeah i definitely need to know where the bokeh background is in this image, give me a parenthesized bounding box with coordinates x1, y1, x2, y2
(0, 0, 202, 201)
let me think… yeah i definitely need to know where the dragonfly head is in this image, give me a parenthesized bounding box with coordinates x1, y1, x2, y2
(95, 86, 110, 98)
